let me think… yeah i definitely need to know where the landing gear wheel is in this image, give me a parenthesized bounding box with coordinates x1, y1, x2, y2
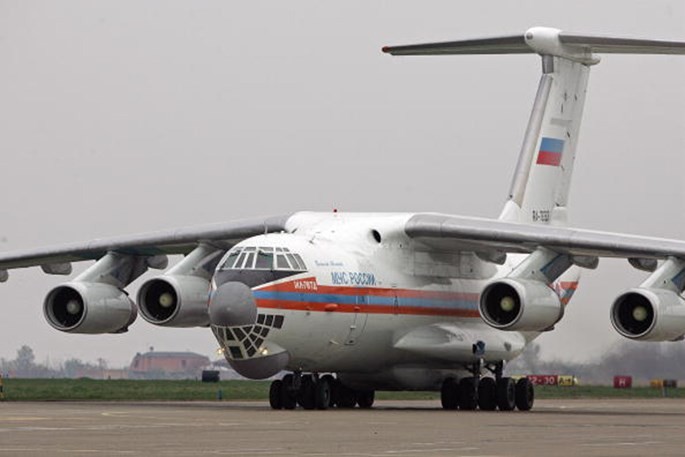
(336, 384, 357, 408)
(297, 375, 316, 410)
(315, 377, 332, 410)
(477, 377, 497, 411)
(458, 377, 478, 410)
(281, 374, 297, 410)
(515, 377, 535, 411)
(496, 377, 516, 411)
(269, 380, 283, 410)
(440, 378, 459, 410)
(356, 390, 375, 409)
(322, 375, 338, 408)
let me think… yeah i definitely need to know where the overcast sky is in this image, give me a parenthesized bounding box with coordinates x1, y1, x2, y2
(1, 1, 684, 368)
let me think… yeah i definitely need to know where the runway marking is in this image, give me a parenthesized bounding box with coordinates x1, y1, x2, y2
(0, 449, 135, 454)
(410, 441, 466, 446)
(0, 417, 48, 421)
(384, 449, 478, 454)
(292, 451, 491, 457)
(194, 448, 290, 454)
(0, 422, 237, 433)
(580, 441, 663, 447)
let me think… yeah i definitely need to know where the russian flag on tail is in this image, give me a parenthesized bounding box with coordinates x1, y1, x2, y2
(536, 137, 565, 166)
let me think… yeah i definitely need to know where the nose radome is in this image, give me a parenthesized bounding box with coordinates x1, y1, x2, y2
(209, 282, 257, 327)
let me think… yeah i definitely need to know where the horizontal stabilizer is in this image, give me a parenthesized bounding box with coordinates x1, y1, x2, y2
(382, 35, 529, 56)
(559, 33, 685, 55)
(383, 27, 685, 63)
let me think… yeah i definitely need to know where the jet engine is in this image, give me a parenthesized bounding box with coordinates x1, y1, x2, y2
(479, 278, 562, 331)
(137, 275, 210, 327)
(44, 282, 137, 334)
(610, 288, 685, 341)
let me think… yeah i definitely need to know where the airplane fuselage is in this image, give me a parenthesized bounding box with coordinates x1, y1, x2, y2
(209, 212, 578, 390)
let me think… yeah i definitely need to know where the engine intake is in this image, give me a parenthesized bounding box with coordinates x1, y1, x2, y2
(44, 282, 137, 334)
(610, 288, 685, 341)
(479, 278, 562, 331)
(137, 275, 210, 327)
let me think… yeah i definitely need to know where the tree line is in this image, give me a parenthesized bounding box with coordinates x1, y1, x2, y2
(0, 345, 108, 378)
(506, 340, 685, 384)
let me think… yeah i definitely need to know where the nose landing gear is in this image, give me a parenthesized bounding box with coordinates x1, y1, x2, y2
(269, 372, 375, 410)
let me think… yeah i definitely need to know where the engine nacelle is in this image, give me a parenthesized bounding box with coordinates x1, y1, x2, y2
(44, 282, 137, 334)
(479, 278, 562, 331)
(610, 288, 685, 341)
(137, 275, 210, 327)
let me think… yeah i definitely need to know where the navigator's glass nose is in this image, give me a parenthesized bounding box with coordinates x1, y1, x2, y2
(208, 282, 257, 327)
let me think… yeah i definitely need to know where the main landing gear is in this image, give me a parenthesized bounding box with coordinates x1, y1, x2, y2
(440, 361, 534, 412)
(269, 373, 375, 410)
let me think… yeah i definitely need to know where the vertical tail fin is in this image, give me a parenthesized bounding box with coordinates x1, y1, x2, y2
(383, 27, 685, 226)
(499, 51, 590, 226)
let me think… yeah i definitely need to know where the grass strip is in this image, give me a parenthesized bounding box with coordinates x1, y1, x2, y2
(1, 378, 682, 402)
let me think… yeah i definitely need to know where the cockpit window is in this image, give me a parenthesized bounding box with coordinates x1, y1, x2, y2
(244, 252, 256, 269)
(292, 254, 306, 270)
(221, 246, 306, 271)
(235, 252, 247, 269)
(286, 253, 300, 269)
(221, 251, 240, 269)
(276, 254, 290, 269)
(255, 249, 274, 269)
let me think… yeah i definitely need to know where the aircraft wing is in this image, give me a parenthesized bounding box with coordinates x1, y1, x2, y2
(405, 213, 685, 262)
(0, 215, 290, 275)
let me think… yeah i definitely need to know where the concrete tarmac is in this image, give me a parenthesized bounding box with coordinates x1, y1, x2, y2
(1, 399, 684, 456)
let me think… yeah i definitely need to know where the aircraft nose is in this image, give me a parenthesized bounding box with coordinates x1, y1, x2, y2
(209, 282, 257, 327)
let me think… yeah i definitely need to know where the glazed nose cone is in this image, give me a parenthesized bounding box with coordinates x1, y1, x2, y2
(209, 282, 257, 327)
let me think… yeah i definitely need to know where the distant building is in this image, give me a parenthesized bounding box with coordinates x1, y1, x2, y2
(129, 351, 210, 379)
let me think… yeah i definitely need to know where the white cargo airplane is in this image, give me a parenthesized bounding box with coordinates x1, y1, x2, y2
(2, 27, 685, 411)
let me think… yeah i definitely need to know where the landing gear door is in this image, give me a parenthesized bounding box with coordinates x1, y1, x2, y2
(345, 294, 368, 345)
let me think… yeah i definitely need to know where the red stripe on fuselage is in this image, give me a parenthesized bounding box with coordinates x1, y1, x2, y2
(256, 299, 481, 318)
